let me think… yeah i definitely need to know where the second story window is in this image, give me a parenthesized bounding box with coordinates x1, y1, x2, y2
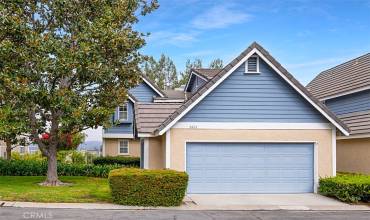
(118, 103, 128, 121)
(245, 56, 260, 73)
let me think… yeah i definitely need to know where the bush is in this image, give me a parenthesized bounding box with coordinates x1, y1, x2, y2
(93, 156, 140, 167)
(57, 150, 86, 164)
(109, 168, 188, 206)
(0, 159, 123, 178)
(319, 173, 370, 203)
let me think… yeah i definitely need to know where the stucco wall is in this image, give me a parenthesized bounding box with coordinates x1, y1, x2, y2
(337, 138, 370, 174)
(148, 136, 165, 169)
(168, 128, 334, 178)
(104, 138, 140, 157)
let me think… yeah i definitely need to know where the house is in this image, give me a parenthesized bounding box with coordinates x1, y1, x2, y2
(104, 42, 350, 194)
(0, 143, 38, 159)
(307, 53, 370, 174)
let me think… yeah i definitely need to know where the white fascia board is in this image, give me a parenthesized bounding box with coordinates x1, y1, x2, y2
(337, 133, 370, 140)
(173, 122, 332, 130)
(102, 133, 134, 138)
(137, 133, 156, 137)
(184, 71, 209, 92)
(159, 48, 349, 136)
(153, 99, 184, 103)
(141, 76, 165, 97)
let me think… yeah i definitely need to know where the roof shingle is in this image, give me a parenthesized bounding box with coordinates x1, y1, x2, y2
(307, 53, 370, 100)
(337, 110, 370, 135)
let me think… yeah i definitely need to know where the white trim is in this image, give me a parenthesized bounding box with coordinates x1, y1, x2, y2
(165, 130, 171, 168)
(336, 133, 370, 140)
(141, 76, 165, 97)
(117, 139, 129, 155)
(320, 85, 370, 101)
(137, 133, 156, 137)
(184, 140, 319, 193)
(184, 71, 209, 92)
(332, 127, 337, 176)
(153, 99, 184, 103)
(102, 139, 106, 156)
(314, 142, 319, 193)
(102, 133, 134, 138)
(173, 122, 332, 130)
(143, 138, 149, 169)
(158, 48, 349, 136)
(127, 95, 136, 103)
(245, 55, 260, 73)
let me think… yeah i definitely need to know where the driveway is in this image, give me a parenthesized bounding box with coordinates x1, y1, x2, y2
(185, 194, 368, 210)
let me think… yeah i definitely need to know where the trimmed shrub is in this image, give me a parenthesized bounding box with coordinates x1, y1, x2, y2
(93, 156, 140, 167)
(0, 159, 122, 178)
(319, 173, 370, 203)
(109, 168, 188, 206)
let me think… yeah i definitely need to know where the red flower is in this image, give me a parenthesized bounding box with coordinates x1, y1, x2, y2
(41, 133, 50, 140)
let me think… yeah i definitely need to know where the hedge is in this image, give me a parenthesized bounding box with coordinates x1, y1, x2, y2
(0, 159, 123, 178)
(109, 168, 188, 206)
(92, 156, 140, 167)
(319, 173, 370, 203)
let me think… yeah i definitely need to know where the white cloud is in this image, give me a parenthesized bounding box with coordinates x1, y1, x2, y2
(192, 5, 252, 29)
(147, 31, 198, 46)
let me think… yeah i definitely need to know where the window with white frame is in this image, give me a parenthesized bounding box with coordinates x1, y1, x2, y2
(245, 56, 260, 73)
(118, 140, 129, 155)
(118, 103, 128, 121)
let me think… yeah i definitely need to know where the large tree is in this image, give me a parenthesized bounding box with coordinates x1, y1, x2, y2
(0, 0, 158, 185)
(142, 54, 178, 90)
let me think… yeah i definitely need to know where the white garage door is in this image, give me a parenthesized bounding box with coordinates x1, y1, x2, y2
(186, 142, 314, 194)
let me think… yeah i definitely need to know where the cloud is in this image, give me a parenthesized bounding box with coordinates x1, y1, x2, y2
(146, 31, 199, 46)
(191, 5, 252, 29)
(183, 50, 216, 57)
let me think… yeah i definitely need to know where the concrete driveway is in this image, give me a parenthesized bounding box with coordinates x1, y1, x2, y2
(185, 194, 369, 210)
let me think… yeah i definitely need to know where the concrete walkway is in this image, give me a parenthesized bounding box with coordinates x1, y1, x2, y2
(0, 194, 369, 211)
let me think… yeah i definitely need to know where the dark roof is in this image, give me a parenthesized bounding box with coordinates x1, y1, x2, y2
(155, 42, 350, 135)
(307, 53, 370, 100)
(135, 103, 182, 134)
(192, 68, 221, 80)
(162, 90, 186, 99)
(337, 110, 370, 135)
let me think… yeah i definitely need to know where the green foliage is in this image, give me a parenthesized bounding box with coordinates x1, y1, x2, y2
(108, 168, 188, 206)
(319, 173, 370, 203)
(142, 54, 178, 89)
(11, 152, 45, 161)
(93, 156, 140, 167)
(178, 58, 203, 86)
(0, 159, 122, 178)
(209, 58, 223, 69)
(57, 150, 86, 164)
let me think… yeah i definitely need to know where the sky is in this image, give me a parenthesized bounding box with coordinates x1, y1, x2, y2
(83, 0, 370, 142)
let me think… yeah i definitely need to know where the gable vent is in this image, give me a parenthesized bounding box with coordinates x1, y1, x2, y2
(246, 56, 259, 73)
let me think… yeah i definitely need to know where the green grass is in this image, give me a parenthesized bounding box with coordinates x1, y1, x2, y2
(0, 176, 111, 203)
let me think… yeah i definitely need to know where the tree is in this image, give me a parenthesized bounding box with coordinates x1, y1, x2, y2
(0, 0, 158, 185)
(209, 58, 223, 69)
(142, 54, 178, 90)
(0, 102, 29, 160)
(177, 58, 202, 86)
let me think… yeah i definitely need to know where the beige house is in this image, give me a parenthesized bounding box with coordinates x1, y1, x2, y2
(307, 53, 370, 174)
(104, 42, 350, 193)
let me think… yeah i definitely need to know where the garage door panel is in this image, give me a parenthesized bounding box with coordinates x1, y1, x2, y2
(186, 142, 314, 194)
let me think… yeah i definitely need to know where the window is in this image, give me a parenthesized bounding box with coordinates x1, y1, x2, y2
(118, 140, 129, 155)
(19, 146, 25, 154)
(245, 56, 260, 73)
(118, 103, 128, 121)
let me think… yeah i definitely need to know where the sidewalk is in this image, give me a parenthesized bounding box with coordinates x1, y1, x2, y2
(1, 199, 369, 211)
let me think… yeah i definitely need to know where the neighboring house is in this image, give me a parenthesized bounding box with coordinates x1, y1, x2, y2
(0, 143, 38, 158)
(307, 53, 370, 174)
(78, 141, 102, 156)
(102, 75, 166, 158)
(106, 42, 350, 194)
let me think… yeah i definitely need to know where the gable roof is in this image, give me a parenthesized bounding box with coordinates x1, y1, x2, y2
(155, 42, 350, 136)
(192, 68, 221, 80)
(140, 74, 166, 97)
(307, 53, 370, 100)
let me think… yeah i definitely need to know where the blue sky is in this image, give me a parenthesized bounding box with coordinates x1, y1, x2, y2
(136, 0, 370, 85)
(84, 0, 370, 142)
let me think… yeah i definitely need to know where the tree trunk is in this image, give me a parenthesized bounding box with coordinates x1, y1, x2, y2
(41, 144, 62, 186)
(5, 140, 12, 160)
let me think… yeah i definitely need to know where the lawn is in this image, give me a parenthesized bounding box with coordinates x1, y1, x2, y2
(0, 176, 111, 203)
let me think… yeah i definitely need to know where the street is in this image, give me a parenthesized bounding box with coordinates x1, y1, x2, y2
(0, 208, 369, 220)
